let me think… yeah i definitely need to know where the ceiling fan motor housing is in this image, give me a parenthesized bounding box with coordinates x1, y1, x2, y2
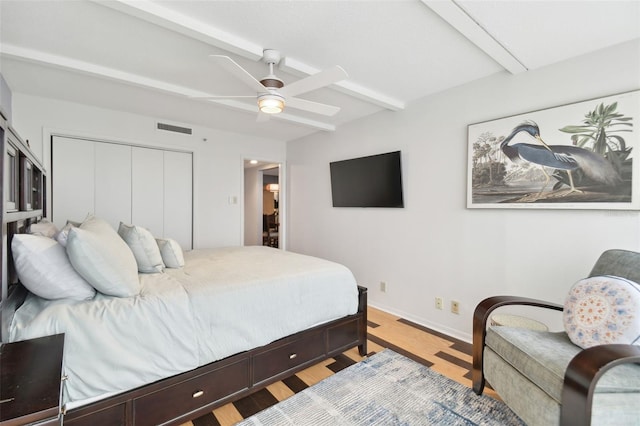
(260, 77, 284, 89)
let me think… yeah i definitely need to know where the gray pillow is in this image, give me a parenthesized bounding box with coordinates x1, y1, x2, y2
(66, 216, 140, 297)
(156, 238, 185, 268)
(118, 222, 164, 273)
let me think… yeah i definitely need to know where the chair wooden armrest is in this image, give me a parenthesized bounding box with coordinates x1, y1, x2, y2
(472, 296, 563, 394)
(561, 344, 640, 426)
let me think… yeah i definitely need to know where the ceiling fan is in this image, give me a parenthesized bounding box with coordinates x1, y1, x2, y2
(200, 49, 348, 117)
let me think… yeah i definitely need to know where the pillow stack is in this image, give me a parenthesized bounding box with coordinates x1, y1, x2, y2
(117, 223, 185, 270)
(13, 215, 187, 301)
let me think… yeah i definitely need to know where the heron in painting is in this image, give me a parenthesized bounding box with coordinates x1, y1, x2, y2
(500, 121, 621, 195)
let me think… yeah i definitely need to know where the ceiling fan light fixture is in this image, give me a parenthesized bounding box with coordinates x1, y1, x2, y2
(258, 93, 285, 114)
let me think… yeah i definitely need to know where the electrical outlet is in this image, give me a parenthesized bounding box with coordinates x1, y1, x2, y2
(451, 300, 460, 314)
(380, 281, 387, 293)
(435, 297, 443, 310)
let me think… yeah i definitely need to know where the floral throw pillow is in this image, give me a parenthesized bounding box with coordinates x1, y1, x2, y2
(564, 275, 640, 348)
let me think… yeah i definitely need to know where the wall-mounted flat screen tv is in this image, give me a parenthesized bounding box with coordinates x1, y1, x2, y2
(330, 151, 404, 208)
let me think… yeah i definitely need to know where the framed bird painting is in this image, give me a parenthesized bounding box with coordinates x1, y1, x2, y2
(467, 90, 639, 210)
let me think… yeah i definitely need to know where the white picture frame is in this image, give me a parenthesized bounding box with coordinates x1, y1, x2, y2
(467, 90, 639, 210)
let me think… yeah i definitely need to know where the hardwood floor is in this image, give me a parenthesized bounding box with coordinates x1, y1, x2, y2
(183, 306, 498, 426)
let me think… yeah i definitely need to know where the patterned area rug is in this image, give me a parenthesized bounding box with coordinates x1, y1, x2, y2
(237, 349, 524, 425)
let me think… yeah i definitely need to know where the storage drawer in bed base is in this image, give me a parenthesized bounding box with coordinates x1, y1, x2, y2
(64, 287, 368, 426)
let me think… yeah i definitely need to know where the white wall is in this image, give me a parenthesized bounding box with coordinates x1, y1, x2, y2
(11, 94, 286, 249)
(286, 40, 640, 341)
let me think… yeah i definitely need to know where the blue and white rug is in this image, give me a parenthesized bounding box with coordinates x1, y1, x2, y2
(237, 349, 524, 425)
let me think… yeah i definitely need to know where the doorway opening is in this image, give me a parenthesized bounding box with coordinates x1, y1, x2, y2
(243, 159, 283, 249)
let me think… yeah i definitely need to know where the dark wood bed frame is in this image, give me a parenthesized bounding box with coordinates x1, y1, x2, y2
(1, 117, 368, 426)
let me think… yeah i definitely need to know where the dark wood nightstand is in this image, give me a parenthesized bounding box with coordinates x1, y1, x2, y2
(1, 334, 64, 426)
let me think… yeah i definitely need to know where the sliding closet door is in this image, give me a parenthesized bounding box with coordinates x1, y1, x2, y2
(52, 136, 193, 249)
(131, 147, 164, 237)
(52, 136, 95, 227)
(164, 151, 192, 249)
(94, 142, 131, 230)
(132, 149, 193, 247)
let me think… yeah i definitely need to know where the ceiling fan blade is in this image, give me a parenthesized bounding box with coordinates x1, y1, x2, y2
(190, 95, 256, 100)
(209, 55, 266, 93)
(280, 65, 348, 98)
(286, 97, 341, 116)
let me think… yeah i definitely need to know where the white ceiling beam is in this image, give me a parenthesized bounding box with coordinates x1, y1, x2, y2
(0, 44, 336, 132)
(265, 111, 336, 131)
(279, 56, 404, 111)
(92, 0, 402, 111)
(421, 0, 527, 74)
(90, 0, 264, 61)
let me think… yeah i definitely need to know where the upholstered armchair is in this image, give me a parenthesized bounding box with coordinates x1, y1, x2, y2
(472, 249, 640, 426)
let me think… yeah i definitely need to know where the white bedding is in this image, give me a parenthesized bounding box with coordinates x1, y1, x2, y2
(9, 246, 359, 405)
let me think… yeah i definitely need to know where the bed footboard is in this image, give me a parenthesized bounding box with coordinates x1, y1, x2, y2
(64, 286, 368, 426)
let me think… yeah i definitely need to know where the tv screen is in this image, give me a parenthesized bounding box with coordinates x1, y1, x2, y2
(330, 151, 404, 208)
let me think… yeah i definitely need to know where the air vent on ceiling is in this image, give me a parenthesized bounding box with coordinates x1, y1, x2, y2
(157, 122, 192, 135)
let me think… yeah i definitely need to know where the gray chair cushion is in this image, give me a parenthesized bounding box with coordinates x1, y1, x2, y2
(486, 326, 640, 404)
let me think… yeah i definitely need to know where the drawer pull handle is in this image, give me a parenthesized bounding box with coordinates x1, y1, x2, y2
(289, 353, 298, 360)
(192, 390, 204, 398)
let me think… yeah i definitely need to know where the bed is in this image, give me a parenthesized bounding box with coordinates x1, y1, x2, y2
(1, 123, 367, 426)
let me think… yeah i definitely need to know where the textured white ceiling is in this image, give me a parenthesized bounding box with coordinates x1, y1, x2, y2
(1, 0, 638, 142)
(458, 0, 640, 70)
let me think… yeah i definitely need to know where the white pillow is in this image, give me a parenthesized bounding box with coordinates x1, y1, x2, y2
(11, 234, 96, 300)
(66, 216, 140, 297)
(118, 222, 164, 273)
(564, 275, 640, 348)
(156, 238, 185, 268)
(27, 220, 59, 239)
(55, 221, 76, 247)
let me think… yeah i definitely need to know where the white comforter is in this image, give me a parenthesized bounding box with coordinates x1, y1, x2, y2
(9, 246, 359, 405)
